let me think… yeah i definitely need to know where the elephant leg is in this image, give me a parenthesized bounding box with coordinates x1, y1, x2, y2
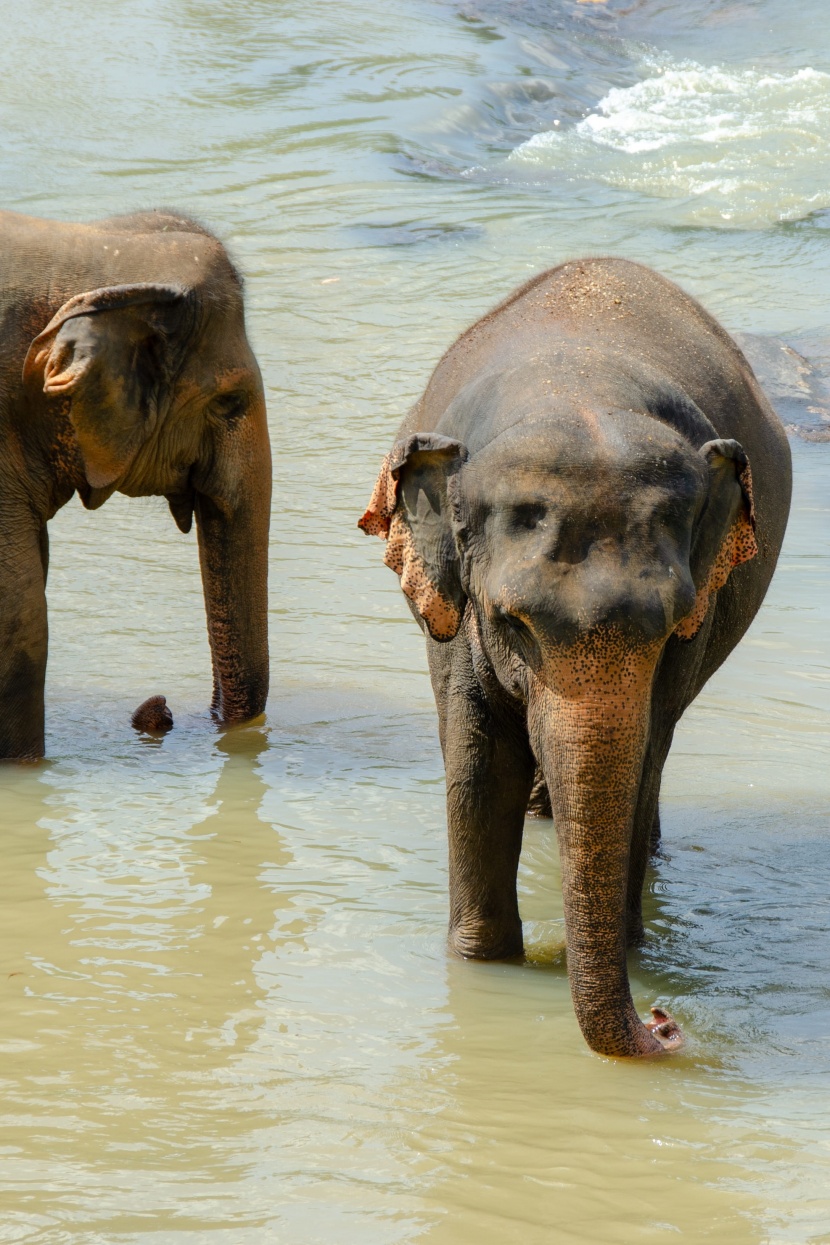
(526, 765, 553, 819)
(626, 634, 705, 946)
(428, 637, 536, 960)
(625, 727, 674, 946)
(0, 521, 48, 761)
(649, 805, 662, 855)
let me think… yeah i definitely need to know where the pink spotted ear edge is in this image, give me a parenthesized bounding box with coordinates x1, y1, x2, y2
(675, 459, 758, 641)
(358, 452, 397, 538)
(358, 453, 464, 641)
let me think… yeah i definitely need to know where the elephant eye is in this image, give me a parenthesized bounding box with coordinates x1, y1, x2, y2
(511, 503, 546, 531)
(502, 611, 531, 639)
(211, 391, 247, 423)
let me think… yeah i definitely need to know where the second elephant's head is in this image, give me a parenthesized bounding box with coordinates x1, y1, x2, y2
(23, 240, 271, 725)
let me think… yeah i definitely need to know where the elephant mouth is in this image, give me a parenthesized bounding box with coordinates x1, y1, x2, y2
(76, 479, 120, 511)
(166, 482, 196, 534)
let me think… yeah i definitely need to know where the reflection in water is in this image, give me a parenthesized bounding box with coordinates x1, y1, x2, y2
(0, 0, 828, 1239)
(419, 958, 758, 1245)
(408, 788, 830, 1243)
(0, 731, 300, 1230)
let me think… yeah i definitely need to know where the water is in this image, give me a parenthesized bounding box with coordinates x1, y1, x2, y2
(0, 0, 829, 1240)
(511, 58, 830, 226)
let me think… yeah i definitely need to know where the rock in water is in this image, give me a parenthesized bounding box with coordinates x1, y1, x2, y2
(131, 695, 174, 733)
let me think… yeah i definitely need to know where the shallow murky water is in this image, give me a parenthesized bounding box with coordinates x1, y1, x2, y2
(1, 0, 829, 1240)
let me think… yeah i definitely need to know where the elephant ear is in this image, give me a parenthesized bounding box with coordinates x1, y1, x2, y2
(675, 437, 758, 640)
(359, 432, 468, 641)
(23, 284, 192, 493)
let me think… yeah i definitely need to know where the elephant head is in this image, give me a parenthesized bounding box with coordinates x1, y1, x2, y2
(362, 403, 756, 1056)
(23, 258, 271, 725)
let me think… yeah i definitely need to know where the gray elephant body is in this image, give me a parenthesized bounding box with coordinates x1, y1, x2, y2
(361, 258, 791, 1057)
(0, 209, 271, 760)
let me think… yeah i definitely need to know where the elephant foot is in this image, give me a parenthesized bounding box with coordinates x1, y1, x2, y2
(626, 914, 645, 947)
(448, 921, 524, 961)
(649, 808, 662, 854)
(645, 1005, 683, 1052)
(131, 695, 174, 734)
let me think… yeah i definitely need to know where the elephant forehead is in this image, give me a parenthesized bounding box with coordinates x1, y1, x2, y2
(462, 412, 703, 505)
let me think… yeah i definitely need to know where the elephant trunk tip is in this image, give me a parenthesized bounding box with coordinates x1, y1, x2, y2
(578, 999, 685, 1058)
(131, 694, 174, 734)
(645, 1006, 684, 1052)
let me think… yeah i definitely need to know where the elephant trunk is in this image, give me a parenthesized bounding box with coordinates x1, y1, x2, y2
(195, 486, 270, 725)
(528, 636, 664, 1057)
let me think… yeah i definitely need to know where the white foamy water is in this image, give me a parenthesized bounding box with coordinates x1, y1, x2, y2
(511, 58, 830, 225)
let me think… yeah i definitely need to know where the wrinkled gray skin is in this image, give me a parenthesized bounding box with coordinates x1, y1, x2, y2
(362, 259, 791, 1058)
(0, 209, 271, 760)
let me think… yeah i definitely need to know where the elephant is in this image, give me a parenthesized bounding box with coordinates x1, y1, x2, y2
(360, 258, 791, 1058)
(0, 208, 271, 760)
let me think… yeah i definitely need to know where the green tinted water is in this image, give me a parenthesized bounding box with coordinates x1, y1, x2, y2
(0, 1, 829, 1240)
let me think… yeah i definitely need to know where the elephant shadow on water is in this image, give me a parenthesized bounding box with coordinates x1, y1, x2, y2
(176, 728, 297, 1058)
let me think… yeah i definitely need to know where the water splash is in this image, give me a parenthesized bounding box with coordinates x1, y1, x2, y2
(510, 57, 830, 226)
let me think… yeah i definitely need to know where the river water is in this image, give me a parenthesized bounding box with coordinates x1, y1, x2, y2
(1, 0, 829, 1240)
